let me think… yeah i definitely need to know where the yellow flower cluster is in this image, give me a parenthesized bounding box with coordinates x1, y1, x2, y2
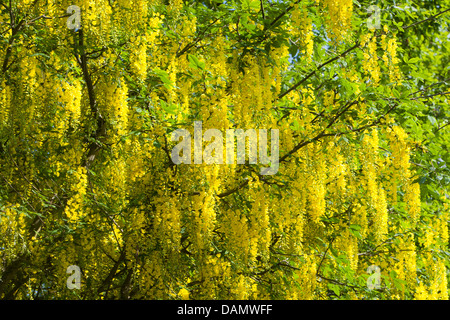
(1, 0, 445, 301)
(139, 254, 165, 299)
(178, 288, 190, 300)
(169, 0, 183, 13)
(199, 254, 231, 299)
(167, 56, 179, 107)
(230, 55, 273, 127)
(360, 130, 389, 243)
(373, 185, 388, 243)
(189, 192, 217, 253)
(248, 179, 271, 261)
(126, 137, 147, 183)
(323, 90, 335, 108)
(334, 229, 359, 271)
(19, 54, 38, 120)
(132, 0, 149, 24)
(179, 15, 197, 38)
(53, 235, 78, 291)
(147, 13, 164, 54)
(270, 45, 290, 96)
(75, 0, 113, 44)
(153, 194, 181, 253)
(288, 254, 317, 299)
(405, 181, 420, 224)
(100, 77, 129, 139)
(306, 144, 326, 222)
(416, 254, 448, 300)
(441, 200, 449, 245)
(232, 275, 251, 299)
(221, 208, 251, 264)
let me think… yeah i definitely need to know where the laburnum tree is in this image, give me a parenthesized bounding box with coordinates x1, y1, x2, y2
(0, 0, 448, 300)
